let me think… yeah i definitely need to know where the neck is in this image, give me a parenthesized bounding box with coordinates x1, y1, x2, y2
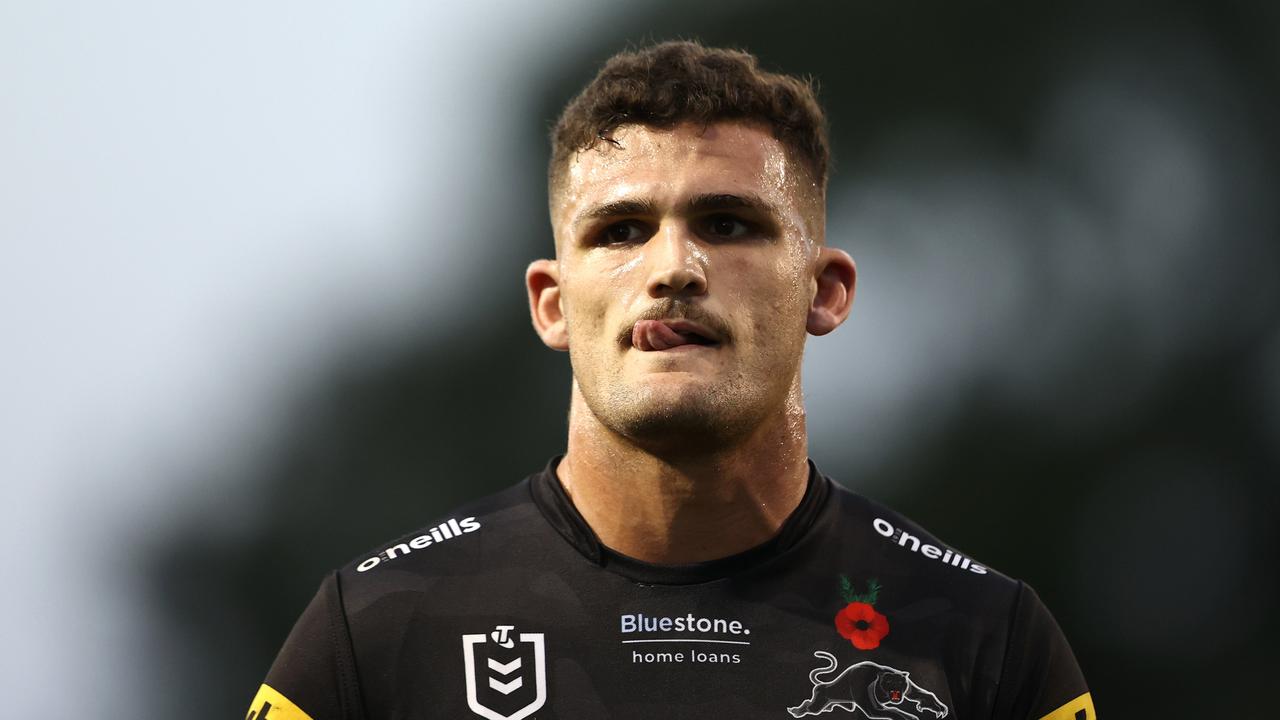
(556, 379, 811, 564)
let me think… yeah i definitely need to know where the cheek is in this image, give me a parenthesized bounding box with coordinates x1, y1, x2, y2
(562, 291, 604, 339)
(607, 254, 645, 282)
(560, 258, 642, 339)
(721, 256, 809, 338)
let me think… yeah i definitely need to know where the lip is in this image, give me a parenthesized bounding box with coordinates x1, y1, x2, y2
(655, 343, 716, 352)
(627, 317, 724, 351)
(656, 318, 722, 345)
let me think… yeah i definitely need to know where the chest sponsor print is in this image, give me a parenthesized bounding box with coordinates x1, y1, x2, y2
(619, 611, 751, 666)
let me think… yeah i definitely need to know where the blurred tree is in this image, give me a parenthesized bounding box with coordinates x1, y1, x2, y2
(153, 1, 1280, 717)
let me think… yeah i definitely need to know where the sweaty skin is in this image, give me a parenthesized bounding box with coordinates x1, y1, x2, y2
(526, 121, 856, 564)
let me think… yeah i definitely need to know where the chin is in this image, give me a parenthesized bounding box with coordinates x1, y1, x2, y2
(598, 383, 759, 450)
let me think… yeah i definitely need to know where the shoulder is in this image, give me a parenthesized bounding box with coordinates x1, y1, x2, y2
(836, 484, 1002, 578)
(818, 479, 1089, 714)
(334, 477, 543, 584)
(821, 478, 1026, 615)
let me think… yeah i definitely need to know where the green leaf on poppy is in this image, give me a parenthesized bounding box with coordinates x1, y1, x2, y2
(839, 574, 856, 603)
(865, 578, 881, 606)
(840, 577, 882, 605)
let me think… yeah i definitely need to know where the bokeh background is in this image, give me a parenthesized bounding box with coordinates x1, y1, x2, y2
(4, 0, 1278, 717)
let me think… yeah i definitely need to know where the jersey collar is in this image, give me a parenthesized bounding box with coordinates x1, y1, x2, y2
(528, 454, 832, 585)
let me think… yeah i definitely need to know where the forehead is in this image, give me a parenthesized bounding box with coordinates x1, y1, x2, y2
(552, 122, 816, 237)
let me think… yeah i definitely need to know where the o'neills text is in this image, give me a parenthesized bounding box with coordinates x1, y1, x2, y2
(356, 517, 481, 572)
(872, 517, 988, 575)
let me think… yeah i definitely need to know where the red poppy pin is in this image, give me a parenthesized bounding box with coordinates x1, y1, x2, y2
(834, 576, 889, 650)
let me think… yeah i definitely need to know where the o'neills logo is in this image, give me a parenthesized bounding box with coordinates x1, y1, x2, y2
(872, 518, 987, 575)
(356, 516, 481, 572)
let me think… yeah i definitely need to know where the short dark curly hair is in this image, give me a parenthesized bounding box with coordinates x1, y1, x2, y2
(549, 40, 829, 200)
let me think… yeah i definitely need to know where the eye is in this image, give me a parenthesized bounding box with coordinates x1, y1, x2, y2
(702, 214, 753, 239)
(598, 220, 648, 245)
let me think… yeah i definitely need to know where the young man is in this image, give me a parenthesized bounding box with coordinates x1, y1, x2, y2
(248, 41, 1093, 720)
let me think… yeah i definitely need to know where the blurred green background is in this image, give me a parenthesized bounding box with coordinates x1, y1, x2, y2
(142, 1, 1280, 717)
(5, 0, 1277, 717)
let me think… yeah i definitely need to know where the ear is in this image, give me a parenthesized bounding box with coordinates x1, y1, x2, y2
(526, 258, 569, 351)
(806, 247, 856, 336)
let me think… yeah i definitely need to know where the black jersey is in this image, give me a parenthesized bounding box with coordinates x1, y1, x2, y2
(247, 457, 1093, 720)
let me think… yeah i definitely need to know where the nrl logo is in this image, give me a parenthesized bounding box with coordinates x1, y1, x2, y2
(462, 625, 547, 720)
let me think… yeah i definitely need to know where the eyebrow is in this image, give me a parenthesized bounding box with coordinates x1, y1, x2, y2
(686, 192, 778, 216)
(575, 198, 659, 227)
(572, 192, 780, 232)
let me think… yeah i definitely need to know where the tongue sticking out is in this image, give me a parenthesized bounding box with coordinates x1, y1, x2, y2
(632, 320, 701, 351)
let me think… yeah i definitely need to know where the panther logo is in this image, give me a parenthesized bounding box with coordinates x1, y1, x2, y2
(787, 651, 949, 719)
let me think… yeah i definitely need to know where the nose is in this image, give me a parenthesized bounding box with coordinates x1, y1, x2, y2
(644, 223, 707, 298)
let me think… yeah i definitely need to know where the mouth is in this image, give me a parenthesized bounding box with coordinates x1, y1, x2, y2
(630, 318, 722, 352)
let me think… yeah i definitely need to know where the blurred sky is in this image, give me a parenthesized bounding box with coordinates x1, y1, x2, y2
(4, 1, 1279, 718)
(0, 1, 637, 715)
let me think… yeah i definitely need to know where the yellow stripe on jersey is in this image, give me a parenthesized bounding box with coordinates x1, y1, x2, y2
(246, 683, 316, 720)
(1038, 692, 1096, 720)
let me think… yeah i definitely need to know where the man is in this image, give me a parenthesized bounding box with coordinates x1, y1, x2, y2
(247, 41, 1093, 720)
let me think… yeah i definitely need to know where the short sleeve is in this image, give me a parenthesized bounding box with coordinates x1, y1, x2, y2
(245, 572, 365, 720)
(991, 582, 1095, 720)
